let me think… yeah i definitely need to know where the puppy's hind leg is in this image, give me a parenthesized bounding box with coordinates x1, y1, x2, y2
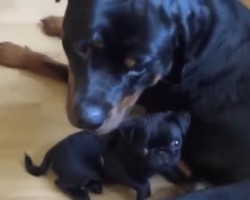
(55, 178, 90, 200)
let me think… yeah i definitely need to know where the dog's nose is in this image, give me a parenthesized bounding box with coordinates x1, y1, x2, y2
(80, 104, 105, 129)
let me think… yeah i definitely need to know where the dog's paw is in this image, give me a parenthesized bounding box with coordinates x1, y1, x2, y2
(41, 16, 63, 37)
(0, 42, 31, 69)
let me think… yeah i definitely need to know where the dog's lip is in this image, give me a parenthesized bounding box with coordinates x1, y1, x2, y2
(72, 121, 101, 131)
(67, 104, 104, 130)
(67, 115, 99, 130)
(67, 94, 136, 133)
(68, 109, 117, 133)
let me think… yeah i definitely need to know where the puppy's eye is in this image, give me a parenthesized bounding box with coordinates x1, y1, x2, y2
(171, 140, 180, 149)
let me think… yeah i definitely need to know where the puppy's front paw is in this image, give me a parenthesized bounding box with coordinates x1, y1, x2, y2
(41, 16, 63, 37)
(86, 182, 103, 194)
(145, 187, 151, 199)
(136, 184, 151, 200)
(0, 42, 31, 69)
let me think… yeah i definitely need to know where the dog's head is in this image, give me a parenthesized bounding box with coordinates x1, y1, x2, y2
(60, 0, 211, 132)
(116, 111, 191, 170)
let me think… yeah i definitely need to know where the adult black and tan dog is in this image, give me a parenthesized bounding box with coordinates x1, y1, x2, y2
(1, 0, 250, 199)
(24, 112, 190, 200)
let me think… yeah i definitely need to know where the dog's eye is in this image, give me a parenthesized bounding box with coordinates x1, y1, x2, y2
(92, 32, 104, 49)
(125, 57, 136, 69)
(126, 56, 151, 76)
(77, 40, 91, 57)
(92, 40, 104, 49)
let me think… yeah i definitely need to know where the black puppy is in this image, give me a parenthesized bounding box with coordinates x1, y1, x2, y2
(24, 111, 190, 200)
(102, 112, 191, 199)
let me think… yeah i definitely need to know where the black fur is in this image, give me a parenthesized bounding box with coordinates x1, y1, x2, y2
(172, 181, 250, 200)
(25, 112, 190, 200)
(59, 0, 250, 199)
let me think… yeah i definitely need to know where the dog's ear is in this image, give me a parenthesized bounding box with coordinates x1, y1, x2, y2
(175, 111, 191, 135)
(178, 0, 211, 45)
(162, 0, 211, 48)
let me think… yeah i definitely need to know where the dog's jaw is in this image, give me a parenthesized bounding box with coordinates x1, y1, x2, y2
(96, 108, 128, 134)
(96, 91, 142, 134)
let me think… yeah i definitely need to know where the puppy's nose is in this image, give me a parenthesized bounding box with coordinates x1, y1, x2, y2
(159, 151, 168, 161)
(80, 104, 105, 130)
(159, 151, 166, 158)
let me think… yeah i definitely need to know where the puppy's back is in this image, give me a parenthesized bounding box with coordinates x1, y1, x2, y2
(24, 131, 102, 177)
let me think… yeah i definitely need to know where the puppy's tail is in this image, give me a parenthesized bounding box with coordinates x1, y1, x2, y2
(24, 150, 52, 177)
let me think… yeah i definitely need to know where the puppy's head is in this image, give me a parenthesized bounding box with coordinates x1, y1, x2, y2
(116, 111, 190, 169)
(61, 0, 210, 133)
(144, 111, 191, 169)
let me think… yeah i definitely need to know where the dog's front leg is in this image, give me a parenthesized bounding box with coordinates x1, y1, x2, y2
(0, 42, 68, 82)
(159, 166, 200, 193)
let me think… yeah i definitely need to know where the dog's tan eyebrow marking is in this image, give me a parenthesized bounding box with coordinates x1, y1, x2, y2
(124, 57, 136, 68)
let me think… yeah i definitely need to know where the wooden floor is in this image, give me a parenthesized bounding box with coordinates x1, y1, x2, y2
(0, 0, 250, 200)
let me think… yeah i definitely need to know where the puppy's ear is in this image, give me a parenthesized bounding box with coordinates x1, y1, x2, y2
(175, 111, 191, 135)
